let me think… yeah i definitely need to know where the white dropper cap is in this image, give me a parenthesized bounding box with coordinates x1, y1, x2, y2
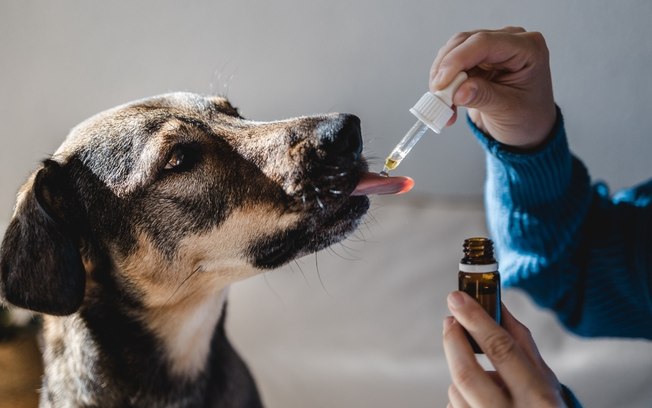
(409, 71, 468, 133)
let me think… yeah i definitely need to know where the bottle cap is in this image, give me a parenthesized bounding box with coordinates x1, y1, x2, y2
(409, 71, 468, 133)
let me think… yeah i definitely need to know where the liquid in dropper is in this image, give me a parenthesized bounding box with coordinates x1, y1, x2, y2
(380, 120, 429, 175)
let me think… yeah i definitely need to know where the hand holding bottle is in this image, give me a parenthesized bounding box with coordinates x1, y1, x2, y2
(443, 291, 567, 408)
(430, 27, 556, 150)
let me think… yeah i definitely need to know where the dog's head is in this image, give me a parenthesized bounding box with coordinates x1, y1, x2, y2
(0, 93, 411, 316)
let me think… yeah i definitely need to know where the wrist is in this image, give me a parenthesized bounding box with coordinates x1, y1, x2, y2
(469, 105, 562, 155)
(516, 104, 559, 151)
(468, 103, 558, 152)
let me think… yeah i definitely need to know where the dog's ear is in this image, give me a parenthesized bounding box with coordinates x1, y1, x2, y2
(1, 159, 86, 315)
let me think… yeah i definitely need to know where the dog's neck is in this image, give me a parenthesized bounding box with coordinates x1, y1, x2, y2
(40, 279, 259, 407)
(144, 285, 229, 377)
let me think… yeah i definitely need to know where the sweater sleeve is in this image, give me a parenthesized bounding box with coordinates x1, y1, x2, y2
(469, 108, 652, 339)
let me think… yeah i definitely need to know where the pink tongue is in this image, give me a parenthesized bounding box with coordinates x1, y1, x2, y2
(351, 172, 415, 196)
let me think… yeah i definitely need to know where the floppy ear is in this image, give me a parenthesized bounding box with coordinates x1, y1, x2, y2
(0, 159, 86, 315)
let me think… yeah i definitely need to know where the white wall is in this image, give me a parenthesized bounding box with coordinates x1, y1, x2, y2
(1, 0, 651, 219)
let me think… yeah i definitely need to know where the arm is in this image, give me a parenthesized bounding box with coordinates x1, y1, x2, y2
(471, 111, 652, 338)
(431, 28, 652, 338)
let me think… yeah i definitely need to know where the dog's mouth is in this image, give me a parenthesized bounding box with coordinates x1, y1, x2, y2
(250, 169, 413, 269)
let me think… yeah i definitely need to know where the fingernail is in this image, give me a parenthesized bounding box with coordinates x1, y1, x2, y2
(454, 84, 477, 106)
(448, 291, 465, 309)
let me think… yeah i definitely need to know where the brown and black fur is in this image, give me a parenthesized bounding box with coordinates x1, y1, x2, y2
(0, 93, 370, 407)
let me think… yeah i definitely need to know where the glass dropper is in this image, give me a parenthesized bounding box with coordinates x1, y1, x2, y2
(380, 121, 429, 175)
(380, 71, 468, 176)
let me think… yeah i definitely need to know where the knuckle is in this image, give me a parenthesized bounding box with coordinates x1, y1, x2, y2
(521, 325, 533, 339)
(469, 31, 492, 43)
(429, 66, 438, 82)
(505, 25, 527, 33)
(449, 31, 471, 44)
(433, 47, 448, 67)
(452, 364, 477, 389)
(483, 331, 517, 363)
(526, 31, 549, 52)
(447, 384, 465, 407)
(442, 323, 453, 339)
(447, 384, 456, 400)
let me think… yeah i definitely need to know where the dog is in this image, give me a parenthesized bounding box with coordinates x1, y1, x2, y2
(0, 92, 410, 407)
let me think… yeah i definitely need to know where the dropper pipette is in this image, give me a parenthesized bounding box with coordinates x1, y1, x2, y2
(380, 71, 468, 176)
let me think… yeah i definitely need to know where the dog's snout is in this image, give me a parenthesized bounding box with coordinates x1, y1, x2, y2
(317, 114, 363, 161)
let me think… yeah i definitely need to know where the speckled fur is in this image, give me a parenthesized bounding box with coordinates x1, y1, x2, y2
(0, 93, 369, 407)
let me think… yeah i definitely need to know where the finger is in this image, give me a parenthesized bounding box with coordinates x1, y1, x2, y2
(500, 304, 562, 382)
(447, 292, 541, 396)
(430, 31, 475, 85)
(500, 303, 542, 364)
(445, 106, 458, 127)
(432, 31, 539, 91)
(448, 383, 471, 408)
(442, 316, 508, 407)
(430, 27, 527, 89)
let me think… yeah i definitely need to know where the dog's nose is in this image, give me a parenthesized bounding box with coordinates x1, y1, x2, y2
(317, 114, 363, 161)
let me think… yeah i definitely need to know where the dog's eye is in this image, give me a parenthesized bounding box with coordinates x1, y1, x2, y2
(165, 150, 184, 170)
(164, 144, 200, 172)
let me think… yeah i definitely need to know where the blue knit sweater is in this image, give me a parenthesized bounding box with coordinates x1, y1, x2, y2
(469, 109, 652, 340)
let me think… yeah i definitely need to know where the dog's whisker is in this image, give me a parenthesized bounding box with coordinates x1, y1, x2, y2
(356, 219, 374, 236)
(263, 272, 286, 308)
(315, 195, 325, 211)
(316, 163, 341, 170)
(338, 241, 361, 255)
(321, 170, 348, 178)
(328, 189, 343, 195)
(326, 246, 359, 262)
(292, 260, 311, 287)
(163, 265, 203, 307)
(343, 235, 365, 243)
(365, 212, 380, 229)
(347, 229, 367, 243)
(314, 253, 332, 297)
(334, 241, 363, 260)
(347, 233, 378, 245)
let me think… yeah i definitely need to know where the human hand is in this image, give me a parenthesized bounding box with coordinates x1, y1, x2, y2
(443, 291, 567, 407)
(430, 27, 556, 150)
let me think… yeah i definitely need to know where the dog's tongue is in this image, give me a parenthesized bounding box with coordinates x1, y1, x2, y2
(351, 172, 414, 196)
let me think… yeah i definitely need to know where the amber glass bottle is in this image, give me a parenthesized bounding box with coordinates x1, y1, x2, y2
(458, 237, 501, 354)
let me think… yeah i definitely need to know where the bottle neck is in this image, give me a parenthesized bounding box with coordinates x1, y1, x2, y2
(460, 237, 496, 265)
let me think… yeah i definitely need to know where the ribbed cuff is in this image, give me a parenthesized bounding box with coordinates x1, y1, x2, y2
(467, 106, 575, 208)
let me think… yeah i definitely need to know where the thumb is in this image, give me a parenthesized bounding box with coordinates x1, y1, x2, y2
(452, 77, 506, 111)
